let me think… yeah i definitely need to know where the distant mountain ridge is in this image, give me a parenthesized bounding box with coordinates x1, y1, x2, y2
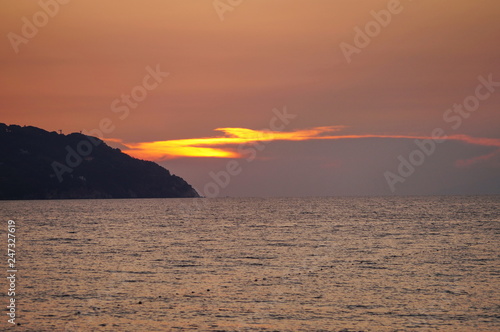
(0, 123, 199, 199)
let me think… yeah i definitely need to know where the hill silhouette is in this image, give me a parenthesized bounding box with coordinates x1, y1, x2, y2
(0, 123, 199, 199)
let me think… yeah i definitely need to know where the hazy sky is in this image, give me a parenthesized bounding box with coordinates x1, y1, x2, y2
(1, 0, 499, 196)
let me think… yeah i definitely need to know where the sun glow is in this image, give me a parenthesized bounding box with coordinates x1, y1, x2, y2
(114, 126, 346, 160)
(107, 127, 500, 161)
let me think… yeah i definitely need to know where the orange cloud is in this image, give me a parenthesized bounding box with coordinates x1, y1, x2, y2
(455, 150, 500, 168)
(112, 126, 345, 160)
(106, 127, 500, 161)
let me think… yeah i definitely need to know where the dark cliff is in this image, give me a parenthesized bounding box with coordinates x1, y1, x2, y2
(0, 123, 199, 199)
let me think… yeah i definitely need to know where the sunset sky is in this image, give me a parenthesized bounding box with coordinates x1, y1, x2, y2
(1, 0, 499, 196)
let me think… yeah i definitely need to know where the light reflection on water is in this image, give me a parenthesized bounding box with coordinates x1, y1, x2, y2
(2, 196, 499, 331)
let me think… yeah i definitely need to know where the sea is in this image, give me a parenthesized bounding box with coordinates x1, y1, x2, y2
(0, 196, 499, 331)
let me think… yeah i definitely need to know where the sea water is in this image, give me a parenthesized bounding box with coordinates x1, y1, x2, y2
(0, 196, 499, 331)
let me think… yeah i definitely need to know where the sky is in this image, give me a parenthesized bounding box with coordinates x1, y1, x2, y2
(1, 0, 500, 197)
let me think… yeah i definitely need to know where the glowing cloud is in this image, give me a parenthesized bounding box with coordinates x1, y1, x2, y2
(106, 127, 500, 161)
(112, 126, 346, 160)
